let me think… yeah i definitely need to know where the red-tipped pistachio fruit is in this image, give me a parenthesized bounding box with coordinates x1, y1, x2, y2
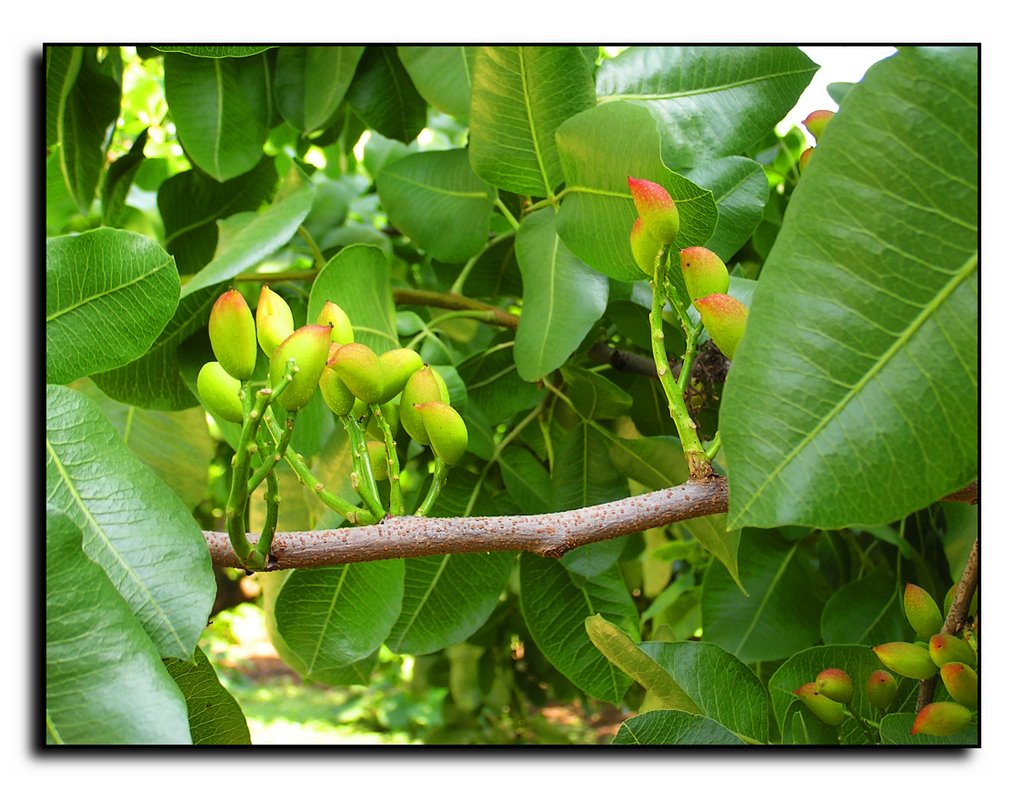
(693, 293, 748, 360)
(793, 682, 847, 727)
(269, 324, 332, 412)
(197, 361, 244, 424)
(679, 246, 730, 302)
(256, 285, 295, 358)
(872, 642, 939, 680)
(400, 366, 451, 445)
(629, 218, 662, 277)
(327, 342, 386, 404)
(416, 402, 468, 465)
(815, 668, 853, 705)
(904, 583, 944, 641)
(940, 662, 978, 709)
(928, 633, 977, 668)
(316, 301, 355, 346)
(866, 670, 898, 711)
(209, 289, 257, 381)
(911, 702, 973, 736)
(378, 348, 425, 404)
(627, 177, 679, 245)
(802, 110, 835, 143)
(798, 147, 813, 172)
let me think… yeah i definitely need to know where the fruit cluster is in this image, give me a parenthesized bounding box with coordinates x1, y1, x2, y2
(792, 582, 978, 739)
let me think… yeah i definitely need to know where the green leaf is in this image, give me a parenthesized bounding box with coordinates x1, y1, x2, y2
(274, 46, 363, 136)
(163, 647, 251, 744)
(46, 229, 179, 384)
(686, 156, 769, 262)
(596, 46, 818, 169)
(820, 564, 911, 646)
(55, 47, 122, 211)
(879, 712, 978, 745)
(498, 446, 552, 515)
(153, 46, 274, 58)
(519, 554, 636, 703)
(459, 344, 544, 425)
(308, 244, 399, 353)
(612, 710, 743, 745)
(397, 46, 476, 119)
(469, 46, 596, 197)
(346, 46, 426, 143)
(460, 234, 522, 300)
(561, 365, 632, 421)
(46, 386, 216, 660)
(377, 149, 497, 263)
(273, 560, 404, 684)
(163, 51, 271, 181)
(46, 45, 82, 150)
(91, 287, 219, 410)
(722, 47, 978, 530)
(701, 529, 826, 663)
(555, 101, 718, 281)
(159, 157, 280, 275)
(513, 208, 608, 380)
(552, 423, 629, 512)
(101, 128, 149, 227)
(585, 615, 699, 714)
(180, 162, 315, 297)
(46, 509, 192, 744)
(640, 640, 772, 744)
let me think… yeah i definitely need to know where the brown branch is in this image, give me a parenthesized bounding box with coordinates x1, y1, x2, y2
(915, 537, 980, 712)
(205, 475, 730, 571)
(392, 288, 519, 330)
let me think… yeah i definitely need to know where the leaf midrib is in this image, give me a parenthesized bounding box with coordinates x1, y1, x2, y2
(597, 66, 818, 103)
(46, 259, 174, 323)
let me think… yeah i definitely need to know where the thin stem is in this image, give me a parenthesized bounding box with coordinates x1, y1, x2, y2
(371, 404, 404, 516)
(254, 451, 280, 560)
(247, 411, 296, 492)
(297, 225, 327, 269)
(225, 388, 278, 570)
(704, 432, 722, 461)
(649, 251, 712, 480)
(494, 197, 521, 230)
(450, 230, 515, 295)
(415, 460, 450, 516)
(342, 414, 386, 521)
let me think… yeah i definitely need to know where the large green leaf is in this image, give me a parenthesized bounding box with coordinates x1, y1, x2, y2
(54, 47, 122, 211)
(45, 385, 216, 660)
(154, 46, 274, 58)
(686, 156, 769, 262)
(469, 46, 596, 198)
(45, 45, 81, 150)
(180, 163, 315, 297)
(641, 639, 772, 744)
(397, 46, 476, 119)
(308, 244, 399, 353)
(612, 710, 743, 745)
(701, 529, 827, 663)
(722, 47, 978, 530)
(159, 157, 280, 275)
(519, 553, 637, 703)
(274, 46, 363, 136)
(498, 445, 552, 515)
(101, 128, 149, 227)
(163, 51, 271, 181)
(46, 229, 179, 384)
(377, 149, 496, 263)
(346, 46, 426, 144)
(513, 208, 608, 380)
(555, 101, 718, 281)
(585, 615, 699, 714)
(596, 46, 818, 169)
(459, 344, 544, 424)
(820, 564, 911, 646)
(46, 509, 192, 745)
(272, 561, 404, 684)
(879, 713, 978, 746)
(163, 647, 251, 744)
(92, 287, 220, 410)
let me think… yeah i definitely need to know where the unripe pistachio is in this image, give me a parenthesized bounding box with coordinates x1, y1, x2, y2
(799, 147, 813, 172)
(629, 217, 661, 277)
(209, 289, 257, 381)
(904, 583, 944, 641)
(197, 361, 244, 424)
(319, 361, 356, 417)
(802, 110, 835, 143)
(793, 682, 846, 727)
(627, 176, 679, 245)
(943, 584, 979, 618)
(316, 301, 355, 346)
(401, 365, 451, 445)
(416, 401, 468, 466)
(269, 324, 332, 412)
(872, 642, 939, 680)
(815, 668, 853, 705)
(365, 440, 389, 481)
(693, 293, 749, 360)
(911, 701, 973, 736)
(866, 670, 898, 711)
(365, 399, 401, 441)
(679, 246, 730, 302)
(928, 633, 977, 668)
(327, 343, 386, 404)
(940, 662, 978, 709)
(378, 348, 425, 404)
(256, 285, 295, 358)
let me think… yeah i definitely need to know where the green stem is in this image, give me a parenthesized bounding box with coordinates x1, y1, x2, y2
(263, 414, 375, 525)
(494, 197, 521, 230)
(414, 459, 449, 516)
(450, 230, 515, 295)
(298, 225, 327, 269)
(224, 388, 277, 570)
(370, 404, 404, 516)
(247, 411, 296, 492)
(254, 448, 280, 560)
(342, 414, 386, 521)
(649, 251, 712, 480)
(405, 310, 503, 352)
(704, 432, 722, 461)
